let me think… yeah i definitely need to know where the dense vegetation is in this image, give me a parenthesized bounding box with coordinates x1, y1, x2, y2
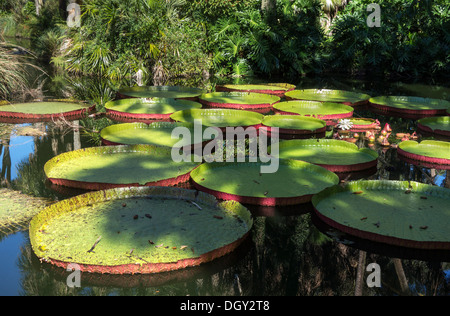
(0, 0, 449, 94)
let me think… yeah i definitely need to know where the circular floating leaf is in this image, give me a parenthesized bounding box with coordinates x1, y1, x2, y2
(369, 96, 450, 119)
(312, 180, 450, 250)
(29, 186, 253, 274)
(271, 139, 378, 173)
(260, 115, 327, 139)
(0, 101, 93, 123)
(273, 100, 354, 124)
(285, 89, 371, 106)
(117, 86, 205, 100)
(190, 160, 339, 206)
(346, 118, 380, 131)
(100, 122, 216, 150)
(44, 145, 201, 190)
(215, 83, 295, 97)
(198, 91, 280, 113)
(105, 98, 202, 122)
(170, 108, 264, 129)
(417, 116, 450, 139)
(397, 140, 450, 169)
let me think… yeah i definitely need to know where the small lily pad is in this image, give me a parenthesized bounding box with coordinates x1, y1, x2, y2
(285, 89, 371, 106)
(397, 140, 450, 169)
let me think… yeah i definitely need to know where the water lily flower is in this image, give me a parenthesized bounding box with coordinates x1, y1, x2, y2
(337, 119, 354, 130)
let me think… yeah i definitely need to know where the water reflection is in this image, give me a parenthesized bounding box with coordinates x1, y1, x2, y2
(0, 69, 449, 296)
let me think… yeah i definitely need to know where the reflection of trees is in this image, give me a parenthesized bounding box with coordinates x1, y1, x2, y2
(13, 122, 85, 199)
(1, 136, 12, 186)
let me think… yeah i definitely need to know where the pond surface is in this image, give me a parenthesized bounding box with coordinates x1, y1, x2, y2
(0, 66, 449, 296)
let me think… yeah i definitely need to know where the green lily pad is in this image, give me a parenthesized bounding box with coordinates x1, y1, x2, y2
(117, 86, 205, 99)
(190, 160, 339, 206)
(0, 188, 50, 235)
(262, 115, 326, 131)
(198, 91, 280, 113)
(260, 115, 327, 139)
(215, 83, 295, 96)
(271, 139, 378, 173)
(273, 100, 354, 122)
(105, 98, 202, 122)
(397, 140, 450, 169)
(417, 116, 450, 139)
(369, 96, 450, 118)
(44, 145, 201, 190)
(29, 186, 253, 274)
(0, 101, 93, 122)
(170, 108, 264, 128)
(100, 122, 215, 148)
(312, 180, 450, 249)
(346, 118, 379, 131)
(285, 89, 371, 106)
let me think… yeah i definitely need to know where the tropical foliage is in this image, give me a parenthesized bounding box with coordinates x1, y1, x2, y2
(206, 0, 325, 78)
(325, 0, 450, 77)
(0, 0, 449, 87)
(52, 0, 210, 84)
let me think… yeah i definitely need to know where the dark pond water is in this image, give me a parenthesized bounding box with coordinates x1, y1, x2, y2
(0, 49, 449, 296)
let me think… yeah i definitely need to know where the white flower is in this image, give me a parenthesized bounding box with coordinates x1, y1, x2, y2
(337, 119, 354, 130)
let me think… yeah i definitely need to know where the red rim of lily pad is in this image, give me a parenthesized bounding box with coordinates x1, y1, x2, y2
(259, 115, 327, 139)
(284, 89, 371, 107)
(397, 140, 450, 169)
(369, 96, 450, 119)
(272, 139, 379, 173)
(198, 92, 280, 114)
(105, 98, 202, 123)
(116, 86, 205, 101)
(29, 186, 253, 274)
(190, 160, 339, 206)
(273, 101, 354, 125)
(215, 83, 296, 97)
(416, 117, 450, 139)
(44, 145, 201, 191)
(347, 118, 380, 132)
(312, 180, 450, 250)
(0, 100, 95, 123)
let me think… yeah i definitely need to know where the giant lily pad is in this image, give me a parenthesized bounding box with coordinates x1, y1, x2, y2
(117, 86, 205, 100)
(215, 83, 295, 97)
(170, 108, 264, 131)
(29, 186, 253, 274)
(285, 89, 371, 106)
(259, 115, 327, 139)
(105, 98, 202, 122)
(271, 139, 378, 173)
(190, 160, 339, 206)
(312, 180, 450, 250)
(369, 96, 450, 119)
(100, 122, 216, 151)
(44, 145, 201, 190)
(417, 116, 450, 139)
(0, 101, 94, 123)
(273, 100, 354, 124)
(397, 140, 450, 169)
(198, 91, 280, 113)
